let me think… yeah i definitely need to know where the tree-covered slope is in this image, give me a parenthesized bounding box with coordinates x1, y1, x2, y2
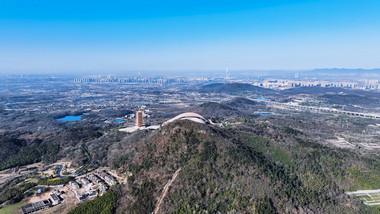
(110, 120, 376, 214)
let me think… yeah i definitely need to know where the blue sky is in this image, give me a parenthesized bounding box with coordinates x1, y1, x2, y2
(1, 0, 380, 74)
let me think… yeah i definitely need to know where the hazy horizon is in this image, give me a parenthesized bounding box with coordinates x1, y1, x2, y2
(1, 68, 380, 78)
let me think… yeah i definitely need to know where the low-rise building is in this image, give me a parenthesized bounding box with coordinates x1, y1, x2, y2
(69, 181, 80, 190)
(104, 175, 117, 185)
(80, 177, 91, 186)
(21, 200, 51, 214)
(88, 174, 102, 184)
(77, 193, 88, 201)
(49, 193, 62, 205)
(52, 188, 61, 195)
(97, 170, 118, 186)
(97, 170, 108, 178)
(88, 190, 98, 198)
(99, 182, 108, 192)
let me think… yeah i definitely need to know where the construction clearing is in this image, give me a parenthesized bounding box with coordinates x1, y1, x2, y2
(346, 189, 380, 206)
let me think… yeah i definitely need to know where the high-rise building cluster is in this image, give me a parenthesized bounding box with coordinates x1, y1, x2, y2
(73, 76, 185, 84)
(253, 79, 379, 90)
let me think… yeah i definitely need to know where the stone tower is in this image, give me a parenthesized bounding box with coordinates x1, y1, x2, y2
(135, 110, 145, 127)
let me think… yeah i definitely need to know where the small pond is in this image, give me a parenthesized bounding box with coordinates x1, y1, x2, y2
(256, 113, 274, 116)
(254, 98, 268, 101)
(56, 115, 83, 121)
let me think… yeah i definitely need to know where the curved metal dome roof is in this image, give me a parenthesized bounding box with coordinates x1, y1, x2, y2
(162, 112, 208, 126)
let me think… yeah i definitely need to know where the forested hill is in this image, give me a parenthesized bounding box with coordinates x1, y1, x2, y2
(109, 119, 377, 214)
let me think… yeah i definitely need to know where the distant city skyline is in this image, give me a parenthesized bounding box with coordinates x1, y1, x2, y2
(1, 0, 380, 74)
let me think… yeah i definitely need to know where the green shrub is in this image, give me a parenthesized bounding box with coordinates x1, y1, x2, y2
(68, 189, 118, 214)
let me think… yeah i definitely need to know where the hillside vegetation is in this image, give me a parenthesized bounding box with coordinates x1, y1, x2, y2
(109, 120, 377, 213)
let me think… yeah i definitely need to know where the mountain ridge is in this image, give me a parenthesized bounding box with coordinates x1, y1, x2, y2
(108, 119, 373, 213)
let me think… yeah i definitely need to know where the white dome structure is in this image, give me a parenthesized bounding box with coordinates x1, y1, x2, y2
(162, 112, 209, 126)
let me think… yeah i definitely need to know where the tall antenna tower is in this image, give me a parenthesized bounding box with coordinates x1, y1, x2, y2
(225, 67, 229, 80)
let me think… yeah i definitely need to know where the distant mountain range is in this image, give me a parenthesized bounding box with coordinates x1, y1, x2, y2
(306, 68, 380, 76)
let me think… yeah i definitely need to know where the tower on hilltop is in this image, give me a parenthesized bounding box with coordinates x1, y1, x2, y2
(135, 110, 145, 127)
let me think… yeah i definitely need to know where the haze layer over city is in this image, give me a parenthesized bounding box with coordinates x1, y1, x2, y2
(0, 1, 380, 214)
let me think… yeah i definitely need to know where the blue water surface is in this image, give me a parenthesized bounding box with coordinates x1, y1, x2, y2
(256, 113, 274, 116)
(56, 115, 83, 121)
(254, 98, 268, 101)
(114, 119, 124, 123)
